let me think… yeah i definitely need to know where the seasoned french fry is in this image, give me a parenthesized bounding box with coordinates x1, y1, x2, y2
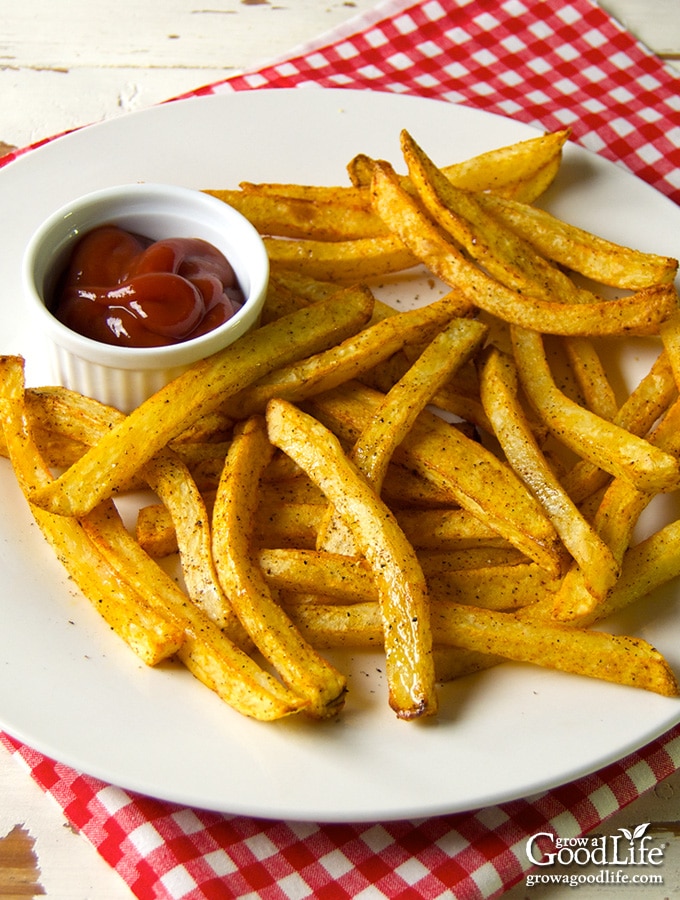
(401, 129, 596, 306)
(551, 397, 680, 621)
(83, 499, 307, 720)
(595, 516, 680, 622)
(0, 357, 184, 666)
(222, 291, 472, 420)
(295, 601, 678, 696)
(29, 290, 374, 518)
(239, 181, 369, 204)
(370, 158, 678, 336)
(264, 233, 419, 282)
(511, 326, 680, 494)
(317, 316, 488, 557)
(348, 128, 570, 201)
(142, 449, 237, 633)
(304, 381, 563, 575)
(204, 187, 387, 240)
(266, 398, 437, 719)
(561, 348, 678, 503)
(562, 337, 619, 421)
(479, 346, 619, 599)
(478, 191, 678, 289)
(9, 381, 242, 636)
(212, 416, 347, 718)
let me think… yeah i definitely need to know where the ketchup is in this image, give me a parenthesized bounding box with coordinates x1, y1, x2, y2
(52, 225, 245, 347)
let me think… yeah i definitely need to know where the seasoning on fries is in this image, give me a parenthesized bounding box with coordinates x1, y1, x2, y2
(2, 126, 680, 722)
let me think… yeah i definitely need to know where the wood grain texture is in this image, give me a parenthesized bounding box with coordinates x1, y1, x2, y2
(0, 825, 44, 898)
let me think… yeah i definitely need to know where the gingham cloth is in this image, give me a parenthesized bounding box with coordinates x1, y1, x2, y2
(2, 1, 680, 898)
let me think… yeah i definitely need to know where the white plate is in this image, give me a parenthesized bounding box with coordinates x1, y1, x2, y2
(1, 88, 679, 823)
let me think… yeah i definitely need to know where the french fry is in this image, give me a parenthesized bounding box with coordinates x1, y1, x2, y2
(204, 188, 387, 240)
(137, 496, 513, 560)
(659, 309, 680, 390)
(222, 291, 472, 420)
(211, 416, 347, 718)
(260, 548, 543, 611)
(10, 381, 243, 636)
(287, 601, 678, 697)
(266, 398, 437, 719)
(239, 181, 368, 204)
(304, 381, 563, 575)
(562, 337, 619, 421)
(259, 548, 375, 603)
(142, 449, 237, 633)
(352, 317, 487, 489)
(424, 562, 557, 611)
(594, 516, 680, 622)
(348, 128, 570, 202)
(551, 397, 680, 621)
(82, 499, 307, 720)
(479, 346, 619, 600)
(370, 158, 678, 336)
(561, 348, 678, 503)
(511, 326, 680, 494)
(400, 129, 596, 306)
(317, 316, 488, 557)
(264, 233, 419, 282)
(477, 191, 678, 289)
(0, 357, 184, 666)
(28, 290, 374, 518)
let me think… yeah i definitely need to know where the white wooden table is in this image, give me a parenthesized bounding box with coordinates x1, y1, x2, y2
(1, 2, 680, 897)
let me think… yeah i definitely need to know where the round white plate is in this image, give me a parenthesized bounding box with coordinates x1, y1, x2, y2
(1, 88, 679, 823)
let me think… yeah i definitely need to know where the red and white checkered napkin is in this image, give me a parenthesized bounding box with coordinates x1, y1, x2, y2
(3, 727, 680, 899)
(3, 1, 680, 898)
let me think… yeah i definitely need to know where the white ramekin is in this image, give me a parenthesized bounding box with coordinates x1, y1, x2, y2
(23, 183, 269, 412)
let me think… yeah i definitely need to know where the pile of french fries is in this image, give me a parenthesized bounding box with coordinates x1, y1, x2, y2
(2, 126, 680, 722)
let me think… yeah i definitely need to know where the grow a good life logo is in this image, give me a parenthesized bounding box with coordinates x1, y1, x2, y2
(524, 823, 666, 889)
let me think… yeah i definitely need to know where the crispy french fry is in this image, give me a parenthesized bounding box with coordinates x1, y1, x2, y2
(11, 382, 242, 636)
(266, 398, 437, 719)
(83, 499, 307, 720)
(511, 326, 680, 493)
(479, 346, 619, 599)
(212, 416, 347, 718)
(239, 181, 369, 204)
(304, 381, 563, 575)
(266, 547, 553, 613)
(562, 348, 678, 503)
(288, 601, 678, 696)
(138, 496, 513, 560)
(659, 309, 680, 390)
(0, 357, 184, 666)
(317, 316, 488, 557)
(352, 317, 487, 489)
(348, 128, 570, 201)
(401, 129, 596, 306)
(142, 449, 238, 633)
(562, 337, 619, 421)
(595, 516, 680, 622)
(264, 233, 419, 282)
(222, 291, 472, 419)
(478, 191, 678, 289)
(29, 290, 374, 518)
(204, 187, 387, 240)
(370, 158, 678, 336)
(551, 397, 680, 621)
